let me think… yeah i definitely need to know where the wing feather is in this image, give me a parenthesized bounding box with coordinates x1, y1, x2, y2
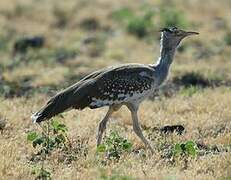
(32, 63, 156, 122)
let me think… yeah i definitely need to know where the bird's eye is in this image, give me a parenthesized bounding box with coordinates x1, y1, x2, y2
(172, 26, 178, 31)
(174, 31, 181, 36)
(161, 28, 171, 32)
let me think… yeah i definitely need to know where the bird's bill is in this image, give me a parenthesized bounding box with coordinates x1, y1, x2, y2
(184, 31, 199, 36)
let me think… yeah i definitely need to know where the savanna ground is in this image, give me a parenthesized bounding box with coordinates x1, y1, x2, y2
(0, 0, 231, 179)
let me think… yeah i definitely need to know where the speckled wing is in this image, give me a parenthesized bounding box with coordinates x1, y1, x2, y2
(87, 64, 155, 108)
(31, 64, 155, 122)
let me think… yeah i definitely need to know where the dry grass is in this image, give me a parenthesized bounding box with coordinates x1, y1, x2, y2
(0, 0, 231, 179)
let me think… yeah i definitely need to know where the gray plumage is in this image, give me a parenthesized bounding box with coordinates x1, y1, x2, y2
(31, 27, 199, 153)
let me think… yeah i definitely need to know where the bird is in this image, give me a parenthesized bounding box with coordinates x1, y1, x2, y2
(31, 27, 199, 153)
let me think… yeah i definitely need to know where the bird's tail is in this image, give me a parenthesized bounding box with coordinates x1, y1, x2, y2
(31, 83, 82, 123)
(31, 79, 95, 123)
(31, 92, 71, 123)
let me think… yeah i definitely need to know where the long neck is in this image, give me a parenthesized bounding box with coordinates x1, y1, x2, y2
(154, 34, 176, 70)
(151, 35, 177, 84)
(157, 47, 176, 69)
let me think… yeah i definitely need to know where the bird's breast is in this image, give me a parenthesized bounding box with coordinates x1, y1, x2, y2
(89, 88, 153, 108)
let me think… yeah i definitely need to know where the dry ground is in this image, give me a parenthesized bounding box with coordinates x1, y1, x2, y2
(0, 0, 231, 179)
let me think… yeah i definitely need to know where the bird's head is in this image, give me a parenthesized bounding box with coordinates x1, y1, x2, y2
(160, 27, 199, 50)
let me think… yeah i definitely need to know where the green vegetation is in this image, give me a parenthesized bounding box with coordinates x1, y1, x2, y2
(0, 84, 11, 97)
(97, 131, 132, 160)
(32, 166, 52, 180)
(180, 86, 201, 97)
(224, 32, 231, 46)
(27, 121, 66, 179)
(111, 4, 189, 38)
(111, 7, 134, 22)
(160, 7, 188, 28)
(0, 32, 13, 52)
(111, 7, 155, 38)
(27, 120, 69, 155)
(126, 11, 154, 38)
(99, 169, 135, 180)
(173, 141, 198, 158)
(27, 120, 88, 179)
(0, 0, 230, 179)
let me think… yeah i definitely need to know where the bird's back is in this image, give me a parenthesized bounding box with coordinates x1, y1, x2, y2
(67, 63, 157, 109)
(87, 64, 156, 108)
(32, 63, 156, 122)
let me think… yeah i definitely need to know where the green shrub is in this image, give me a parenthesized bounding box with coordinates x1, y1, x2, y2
(27, 120, 89, 178)
(224, 32, 231, 46)
(32, 166, 51, 180)
(172, 140, 198, 158)
(111, 7, 134, 22)
(0, 33, 12, 52)
(111, 7, 155, 38)
(97, 131, 132, 160)
(180, 86, 201, 97)
(99, 169, 135, 180)
(0, 84, 11, 97)
(27, 120, 69, 154)
(160, 7, 188, 28)
(126, 11, 154, 38)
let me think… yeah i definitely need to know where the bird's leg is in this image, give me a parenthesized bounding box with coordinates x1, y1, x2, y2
(96, 105, 121, 146)
(97, 108, 113, 146)
(127, 104, 154, 154)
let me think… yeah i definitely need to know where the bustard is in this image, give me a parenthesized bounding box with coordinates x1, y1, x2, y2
(31, 27, 199, 153)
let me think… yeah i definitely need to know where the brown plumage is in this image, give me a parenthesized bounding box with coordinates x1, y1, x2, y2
(32, 64, 154, 122)
(32, 27, 199, 153)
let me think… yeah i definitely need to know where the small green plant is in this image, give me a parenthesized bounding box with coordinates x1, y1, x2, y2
(180, 86, 201, 97)
(32, 166, 51, 180)
(111, 7, 134, 23)
(126, 11, 154, 38)
(0, 84, 11, 97)
(0, 31, 13, 52)
(97, 131, 132, 160)
(27, 119, 88, 164)
(28, 120, 89, 179)
(224, 32, 231, 46)
(172, 140, 198, 158)
(100, 173, 134, 180)
(99, 169, 135, 180)
(160, 7, 188, 28)
(111, 7, 155, 38)
(27, 120, 68, 155)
